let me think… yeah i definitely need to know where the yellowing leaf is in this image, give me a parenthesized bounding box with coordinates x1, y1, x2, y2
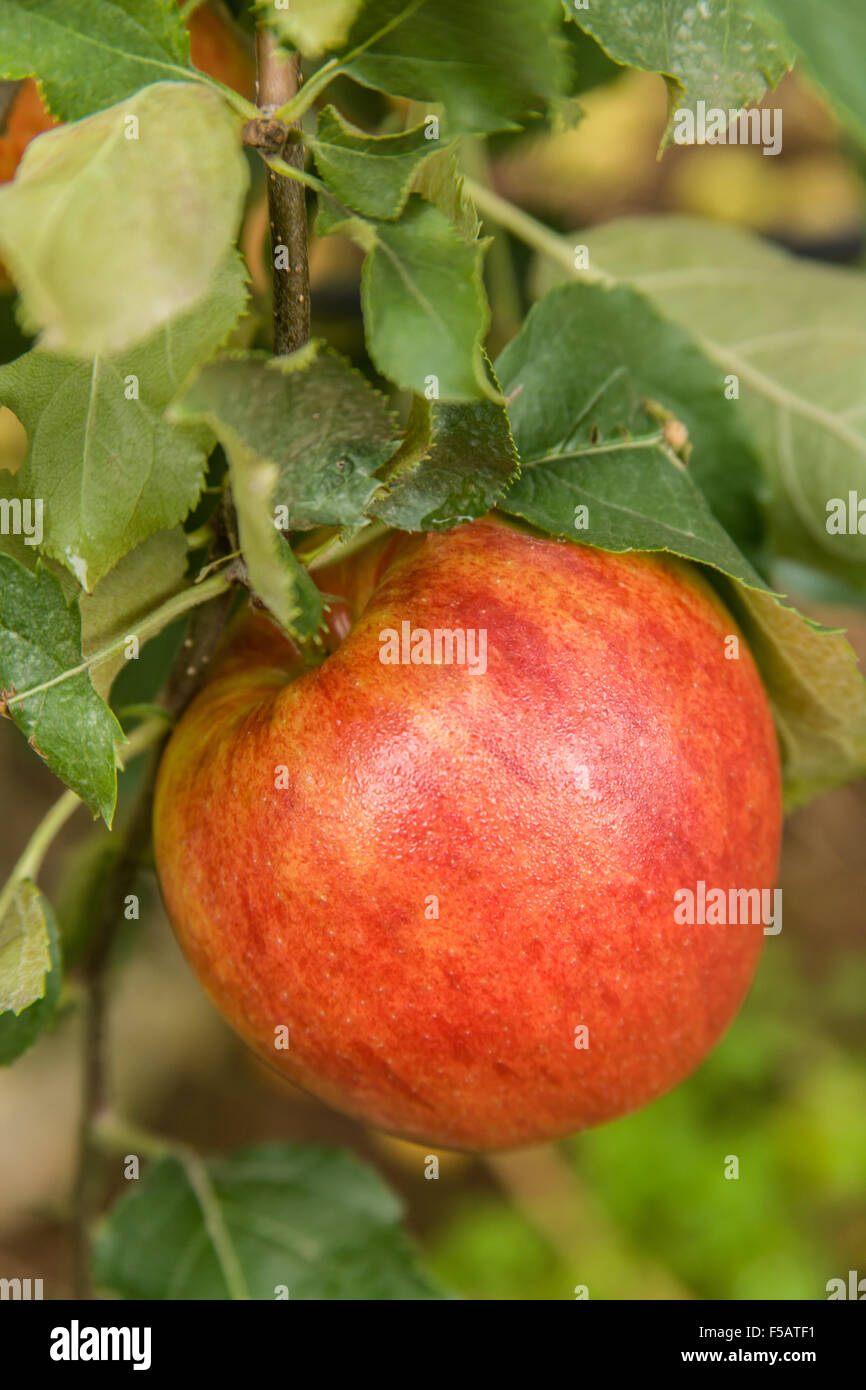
(259, 0, 362, 57)
(0, 880, 52, 1014)
(720, 581, 866, 810)
(0, 81, 248, 356)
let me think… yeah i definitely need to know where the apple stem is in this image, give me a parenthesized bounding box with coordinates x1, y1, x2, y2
(255, 31, 311, 355)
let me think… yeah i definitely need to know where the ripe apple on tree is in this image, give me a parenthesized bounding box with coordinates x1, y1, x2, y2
(3, 0, 865, 1307)
(154, 514, 781, 1151)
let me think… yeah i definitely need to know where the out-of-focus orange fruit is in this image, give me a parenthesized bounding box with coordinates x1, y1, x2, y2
(188, 2, 255, 102)
(0, 79, 56, 184)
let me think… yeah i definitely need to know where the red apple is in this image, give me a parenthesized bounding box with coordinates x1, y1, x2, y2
(153, 515, 782, 1150)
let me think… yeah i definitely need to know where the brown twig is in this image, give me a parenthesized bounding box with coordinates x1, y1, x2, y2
(70, 583, 236, 1297)
(254, 33, 310, 355)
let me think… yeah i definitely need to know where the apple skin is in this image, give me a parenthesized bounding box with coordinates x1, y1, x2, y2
(153, 516, 782, 1150)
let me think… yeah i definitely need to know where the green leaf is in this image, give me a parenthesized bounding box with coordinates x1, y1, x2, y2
(496, 282, 766, 583)
(371, 386, 519, 530)
(170, 344, 399, 531)
(561, 14, 624, 97)
(170, 344, 404, 637)
(310, 105, 443, 220)
(341, 0, 569, 135)
(756, 0, 866, 145)
(543, 217, 866, 595)
(502, 437, 764, 588)
(717, 580, 866, 810)
(320, 196, 492, 401)
(80, 529, 189, 699)
(515, 279, 767, 556)
(93, 1142, 447, 1300)
(0, 468, 40, 572)
(0, 554, 123, 822)
(111, 0, 190, 63)
(0, 877, 51, 1012)
(0, 81, 248, 357)
(257, 0, 362, 58)
(1, 253, 248, 589)
(577, 0, 792, 146)
(230, 443, 323, 640)
(0, 0, 195, 121)
(411, 147, 480, 242)
(0, 882, 61, 1063)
